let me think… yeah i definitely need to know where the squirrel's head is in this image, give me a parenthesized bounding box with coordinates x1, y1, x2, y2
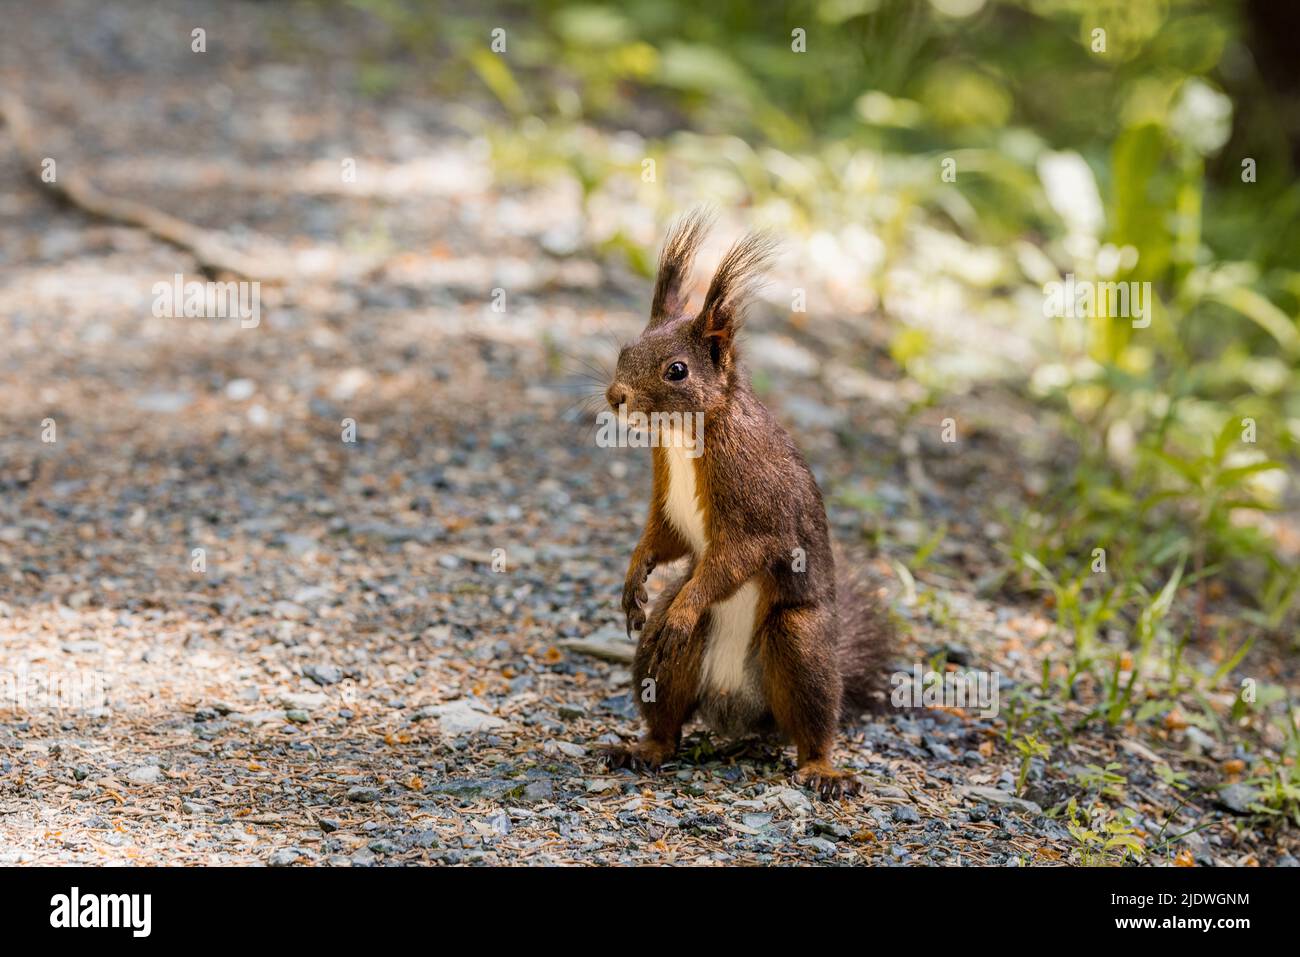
(606, 209, 775, 419)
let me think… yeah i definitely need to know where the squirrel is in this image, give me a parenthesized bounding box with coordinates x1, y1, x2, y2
(600, 210, 895, 799)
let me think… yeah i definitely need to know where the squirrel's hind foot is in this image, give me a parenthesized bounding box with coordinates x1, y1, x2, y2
(792, 761, 862, 801)
(599, 739, 675, 773)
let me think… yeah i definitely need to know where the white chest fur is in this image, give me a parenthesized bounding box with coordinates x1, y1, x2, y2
(660, 435, 760, 697)
(662, 437, 707, 553)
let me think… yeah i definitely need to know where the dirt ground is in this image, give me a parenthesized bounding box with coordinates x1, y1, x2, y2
(1, 0, 1296, 866)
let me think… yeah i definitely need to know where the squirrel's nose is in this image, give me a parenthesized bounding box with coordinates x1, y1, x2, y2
(606, 383, 631, 410)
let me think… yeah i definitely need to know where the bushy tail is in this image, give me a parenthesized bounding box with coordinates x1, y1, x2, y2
(835, 561, 898, 714)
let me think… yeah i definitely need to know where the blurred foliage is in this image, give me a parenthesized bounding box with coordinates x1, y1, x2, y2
(332, 0, 1299, 725)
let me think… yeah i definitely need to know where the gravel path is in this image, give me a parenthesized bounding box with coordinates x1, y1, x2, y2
(1, 0, 1295, 866)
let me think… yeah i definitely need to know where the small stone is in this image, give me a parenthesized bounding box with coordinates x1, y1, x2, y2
(292, 585, 331, 604)
(925, 643, 972, 667)
(60, 640, 103, 654)
(276, 691, 326, 710)
(961, 786, 1042, 816)
(272, 600, 309, 621)
(225, 379, 256, 401)
(812, 820, 852, 840)
(544, 739, 586, 758)
(134, 391, 192, 414)
(303, 664, 343, 686)
(422, 699, 509, 735)
(798, 837, 839, 856)
(1184, 727, 1218, 755)
(522, 780, 554, 802)
(269, 848, 301, 867)
(559, 627, 635, 664)
(765, 786, 813, 814)
(346, 786, 383, 803)
(892, 805, 921, 823)
(1216, 783, 1260, 815)
(127, 765, 162, 784)
(923, 735, 956, 762)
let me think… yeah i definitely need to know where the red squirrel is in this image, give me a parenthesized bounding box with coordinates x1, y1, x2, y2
(600, 210, 895, 799)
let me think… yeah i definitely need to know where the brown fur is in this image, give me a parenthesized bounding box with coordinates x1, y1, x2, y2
(601, 210, 896, 800)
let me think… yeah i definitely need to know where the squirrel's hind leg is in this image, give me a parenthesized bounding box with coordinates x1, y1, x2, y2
(601, 575, 705, 773)
(757, 604, 862, 800)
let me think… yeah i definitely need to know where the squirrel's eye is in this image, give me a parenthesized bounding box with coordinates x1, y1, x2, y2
(664, 361, 688, 382)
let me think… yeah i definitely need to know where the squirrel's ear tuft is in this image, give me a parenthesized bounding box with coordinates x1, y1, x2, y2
(694, 230, 777, 357)
(648, 207, 714, 330)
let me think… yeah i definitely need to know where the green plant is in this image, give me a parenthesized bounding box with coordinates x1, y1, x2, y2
(1013, 733, 1051, 796)
(1064, 798, 1146, 866)
(1252, 702, 1300, 826)
(1073, 762, 1127, 801)
(1101, 554, 1185, 726)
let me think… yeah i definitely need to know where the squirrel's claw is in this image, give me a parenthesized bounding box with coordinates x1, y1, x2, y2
(599, 740, 672, 773)
(792, 763, 863, 802)
(625, 606, 646, 638)
(621, 580, 648, 638)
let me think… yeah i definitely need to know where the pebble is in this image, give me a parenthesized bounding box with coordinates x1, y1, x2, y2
(422, 699, 509, 735)
(764, 787, 813, 814)
(277, 691, 326, 711)
(303, 664, 343, 686)
(269, 848, 302, 866)
(798, 837, 839, 856)
(961, 786, 1042, 816)
(812, 820, 852, 840)
(1216, 783, 1259, 815)
(127, 765, 163, 784)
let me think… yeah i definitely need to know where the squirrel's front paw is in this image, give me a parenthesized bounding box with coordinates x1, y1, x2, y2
(621, 580, 648, 637)
(643, 615, 694, 677)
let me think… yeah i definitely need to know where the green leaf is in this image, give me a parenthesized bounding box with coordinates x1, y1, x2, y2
(467, 48, 527, 115)
(1208, 286, 1300, 356)
(1214, 461, 1284, 487)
